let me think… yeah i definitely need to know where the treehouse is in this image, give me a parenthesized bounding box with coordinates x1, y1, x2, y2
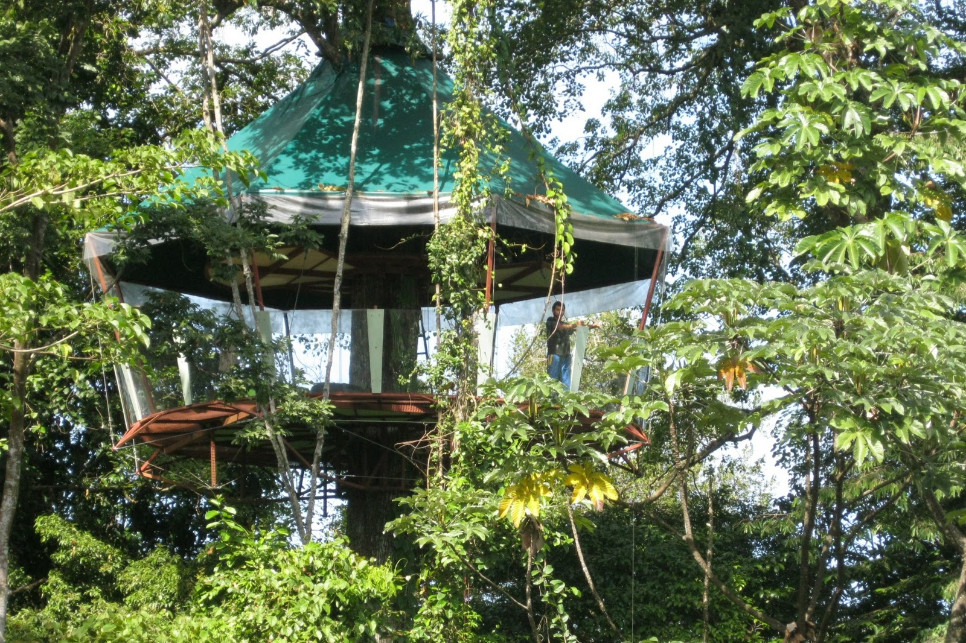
(84, 48, 666, 556)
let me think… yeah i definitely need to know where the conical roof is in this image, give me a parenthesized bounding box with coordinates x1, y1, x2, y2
(85, 48, 665, 309)
(224, 48, 457, 195)
(222, 48, 657, 235)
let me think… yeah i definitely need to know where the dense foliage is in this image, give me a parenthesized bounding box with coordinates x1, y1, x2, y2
(9, 507, 400, 642)
(3, 0, 966, 641)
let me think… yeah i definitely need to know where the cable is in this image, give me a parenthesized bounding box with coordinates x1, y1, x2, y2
(89, 271, 117, 445)
(631, 507, 636, 641)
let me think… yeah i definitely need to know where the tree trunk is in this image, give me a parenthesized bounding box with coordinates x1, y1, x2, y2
(946, 554, 966, 643)
(921, 488, 966, 642)
(384, 275, 419, 392)
(344, 486, 399, 563)
(0, 211, 45, 642)
(340, 425, 413, 563)
(348, 276, 380, 391)
(0, 345, 29, 643)
(348, 273, 421, 393)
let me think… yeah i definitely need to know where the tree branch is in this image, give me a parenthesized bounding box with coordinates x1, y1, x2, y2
(566, 503, 621, 637)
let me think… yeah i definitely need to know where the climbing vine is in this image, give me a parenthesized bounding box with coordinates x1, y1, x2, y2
(426, 0, 494, 386)
(410, 2, 608, 639)
(489, 12, 577, 285)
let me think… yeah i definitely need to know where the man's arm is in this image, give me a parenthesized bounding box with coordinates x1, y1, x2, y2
(555, 320, 600, 331)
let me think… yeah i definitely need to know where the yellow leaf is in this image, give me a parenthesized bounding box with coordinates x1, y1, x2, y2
(498, 495, 514, 520)
(816, 162, 853, 184)
(922, 185, 953, 222)
(564, 463, 618, 511)
(499, 473, 555, 528)
(716, 355, 760, 391)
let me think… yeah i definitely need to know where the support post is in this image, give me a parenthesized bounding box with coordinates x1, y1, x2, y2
(623, 230, 669, 395)
(484, 203, 497, 312)
(367, 308, 385, 393)
(210, 438, 217, 487)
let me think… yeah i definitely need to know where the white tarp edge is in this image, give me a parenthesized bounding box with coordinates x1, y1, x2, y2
(495, 280, 650, 327)
(114, 281, 449, 336)
(114, 278, 650, 334)
(84, 192, 666, 260)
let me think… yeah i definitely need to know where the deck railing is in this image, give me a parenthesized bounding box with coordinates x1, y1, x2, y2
(112, 303, 595, 427)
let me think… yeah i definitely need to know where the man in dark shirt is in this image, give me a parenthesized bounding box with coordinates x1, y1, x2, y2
(546, 302, 579, 387)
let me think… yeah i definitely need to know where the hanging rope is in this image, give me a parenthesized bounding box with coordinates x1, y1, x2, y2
(307, 0, 377, 532)
(322, 0, 375, 399)
(431, 0, 442, 347)
(631, 508, 636, 641)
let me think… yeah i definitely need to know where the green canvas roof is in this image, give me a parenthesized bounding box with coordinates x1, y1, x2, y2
(210, 48, 665, 251)
(225, 49, 457, 195)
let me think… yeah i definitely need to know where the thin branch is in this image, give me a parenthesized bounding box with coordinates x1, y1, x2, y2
(10, 577, 45, 595)
(566, 503, 621, 637)
(657, 494, 785, 632)
(923, 487, 966, 553)
(444, 542, 528, 612)
(795, 426, 821, 629)
(703, 471, 714, 643)
(668, 398, 784, 634)
(625, 424, 759, 506)
(525, 545, 540, 642)
(1, 167, 150, 213)
(0, 331, 82, 354)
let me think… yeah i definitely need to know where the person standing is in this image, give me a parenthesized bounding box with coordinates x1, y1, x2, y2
(546, 302, 579, 387)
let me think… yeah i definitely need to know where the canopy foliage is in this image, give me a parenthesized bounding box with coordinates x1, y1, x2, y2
(3, 0, 966, 642)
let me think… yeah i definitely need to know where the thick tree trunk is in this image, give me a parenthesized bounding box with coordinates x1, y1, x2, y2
(0, 212, 45, 642)
(348, 273, 421, 392)
(348, 276, 380, 391)
(946, 555, 966, 643)
(922, 488, 966, 643)
(344, 487, 399, 563)
(0, 346, 29, 643)
(340, 425, 413, 563)
(384, 276, 419, 392)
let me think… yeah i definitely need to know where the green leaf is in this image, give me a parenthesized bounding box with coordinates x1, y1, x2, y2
(842, 103, 871, 136)
(665, 370, 685, 395)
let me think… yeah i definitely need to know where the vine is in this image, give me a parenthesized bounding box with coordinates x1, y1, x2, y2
(411, 3, 594, 638)
(489, 11, 577, 287)
(413, 0, 511, 638)
(425, 0, 496, 419)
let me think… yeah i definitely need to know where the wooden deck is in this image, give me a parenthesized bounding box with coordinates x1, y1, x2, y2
(114, 392, 439, 490)
(114, 391, 648, 491)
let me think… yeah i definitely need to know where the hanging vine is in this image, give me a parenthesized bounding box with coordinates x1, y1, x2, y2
(425, 0, 494, 419)
(194, 0, 336, 544)
(406, 2, 587, 640)
(488, 12, 576, 290)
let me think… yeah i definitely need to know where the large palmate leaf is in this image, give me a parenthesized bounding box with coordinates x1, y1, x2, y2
(563, 463, 618, 511)
(498, 473, 555, 528)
